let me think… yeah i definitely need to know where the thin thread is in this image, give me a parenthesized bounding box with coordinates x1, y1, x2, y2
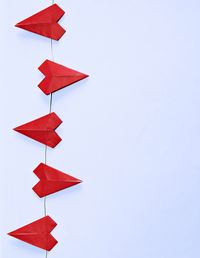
(44, 20, 54, 258)
(51, 39, 55, 62)
(45, 247, 48, 258)
(44, 94, 52, 258)
(44, 93, 52, 217)
(44, 2, 54, 257)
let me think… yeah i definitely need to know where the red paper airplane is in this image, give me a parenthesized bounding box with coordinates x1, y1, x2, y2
(33, 163, 82, 197)
(15, 4, 66, 40)
(8, 216, 57, 251)
(13, 112, 62, 148)
(38, 59, 89, 95)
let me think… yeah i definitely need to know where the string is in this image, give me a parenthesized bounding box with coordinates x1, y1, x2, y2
(43, 46, 54, 258)
(44, 0, 55, 255)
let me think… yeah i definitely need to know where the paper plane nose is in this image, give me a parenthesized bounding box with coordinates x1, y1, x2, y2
(13, 126, 21, 131)
(15, 23, 22, 28)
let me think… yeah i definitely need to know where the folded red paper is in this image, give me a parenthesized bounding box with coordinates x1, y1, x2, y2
(33, 163, 82, 197)
(8, 216, 57, 251)
(13, 112, 62, 148)
(38, 59, 89, 95)
(15, 4, 65, 40)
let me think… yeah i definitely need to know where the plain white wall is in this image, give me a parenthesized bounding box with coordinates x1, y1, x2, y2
(1, 0, 200, 258)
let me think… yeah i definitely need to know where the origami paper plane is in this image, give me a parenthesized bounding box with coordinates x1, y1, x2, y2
(13, 112, 62, 148)
(33, 163, 82, 197)
(15, 4, 65, 40)
(38, 59, 89, 95)
(8, 216, 57, 251)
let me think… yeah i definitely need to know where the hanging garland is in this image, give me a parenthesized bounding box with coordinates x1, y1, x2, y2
(7, 1, 89, 255)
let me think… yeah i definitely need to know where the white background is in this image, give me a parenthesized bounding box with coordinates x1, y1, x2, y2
(1, 0, 200, 258)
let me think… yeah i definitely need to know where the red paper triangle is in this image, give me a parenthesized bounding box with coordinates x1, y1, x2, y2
(15, 4, 65, 40)
(8, 216, 57, 251)
(13, 112, 62, 148)
(38, 59, 89, 95)
(33, 163, 82, 197)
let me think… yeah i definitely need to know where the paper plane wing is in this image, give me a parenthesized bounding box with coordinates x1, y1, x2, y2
(38, 59, 89, 95)
(33, 163, 82, 197)
(8, 216, 57, 251)
(15, 4, 65, 40)
(13, 112, 62, 148)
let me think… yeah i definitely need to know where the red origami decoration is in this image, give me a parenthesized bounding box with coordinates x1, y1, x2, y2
(33, 163, 82, 197)
(15, 4, 65, 40)
(38, 59, 89, 95)
(11, 1, 86, 255)
(13, 112, 62, 148)
(8, 216, 57, 251)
